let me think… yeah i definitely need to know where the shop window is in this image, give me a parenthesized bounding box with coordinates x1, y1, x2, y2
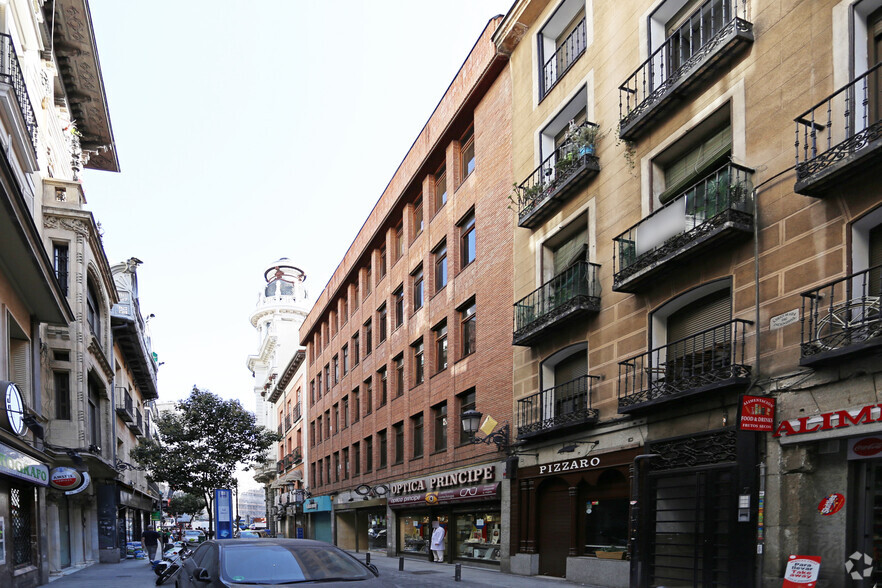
(434, 320, 448, 372)
(400, 515, 446, 556)
(455, 512, 501, 562)
(583, 470, 630, 554)
(412, 413, 424, 459)
(434, 240, 448, 292)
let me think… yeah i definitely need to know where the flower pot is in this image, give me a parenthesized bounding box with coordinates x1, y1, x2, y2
(579, 145, 595, 156)
(596, 550, 626, 560)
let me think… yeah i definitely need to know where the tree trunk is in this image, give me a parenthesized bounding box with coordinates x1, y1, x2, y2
(205, 492, 213, 540)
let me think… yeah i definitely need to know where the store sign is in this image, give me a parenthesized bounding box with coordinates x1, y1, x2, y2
(0, 442, 48, 486)
(774, 404, 882, 438)
(49, 467, 82, 490)
(740, 396, 775, 431)
(65, 472, 90, 496)
(817, 493, 844, 516)
(0, 381, 27, 437)
(388, 483, 499, 507)
(782, 555, 821, 587)
(389, 465, 495, 495)
(537, 456, 602, 476)
(848, 436, 882, 460)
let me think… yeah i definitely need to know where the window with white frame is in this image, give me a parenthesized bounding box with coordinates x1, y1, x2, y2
(538, 0, 588, 98)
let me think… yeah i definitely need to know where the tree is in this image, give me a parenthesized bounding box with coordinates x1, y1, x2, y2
(132, 386, 279, 539)
(168, 492, 206, 522)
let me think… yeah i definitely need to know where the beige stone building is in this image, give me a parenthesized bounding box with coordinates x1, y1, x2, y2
(495, 0, 882, 586)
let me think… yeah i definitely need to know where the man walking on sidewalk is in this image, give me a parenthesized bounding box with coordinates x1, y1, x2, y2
(141, 526, 161, 563)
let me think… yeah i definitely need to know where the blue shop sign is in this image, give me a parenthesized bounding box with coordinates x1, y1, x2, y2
(0, 442, 49, 486)
(303, 495, 332, 512)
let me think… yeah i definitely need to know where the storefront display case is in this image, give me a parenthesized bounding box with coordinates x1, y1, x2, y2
(455, 512, 500, 562)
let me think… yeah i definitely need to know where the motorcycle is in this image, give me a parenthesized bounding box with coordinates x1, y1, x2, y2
(154, 543, 193, 586)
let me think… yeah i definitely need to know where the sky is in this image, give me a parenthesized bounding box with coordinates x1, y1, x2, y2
(83, 1, 514, 419)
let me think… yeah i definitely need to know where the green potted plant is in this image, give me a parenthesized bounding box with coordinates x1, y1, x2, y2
(564, 120, 605, 156)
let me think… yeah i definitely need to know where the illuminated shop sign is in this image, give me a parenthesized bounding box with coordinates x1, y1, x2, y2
(774, 404, 882, 438)
(389, 465, 495, 495)
(388, 483, 499, 507)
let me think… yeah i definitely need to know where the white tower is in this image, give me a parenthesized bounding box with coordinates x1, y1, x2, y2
(246, 259, 310, 431)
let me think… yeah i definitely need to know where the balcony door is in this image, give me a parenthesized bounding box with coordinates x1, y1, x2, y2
(540, 345, 588, 424)
(870, 7, 882, 123)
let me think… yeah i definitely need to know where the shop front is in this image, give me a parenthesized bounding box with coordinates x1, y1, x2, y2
(332, 495, 387, 553)
(303, 495, 333, 543)
(386, 462, 507, 567)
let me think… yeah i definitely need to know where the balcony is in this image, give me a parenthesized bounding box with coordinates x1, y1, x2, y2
(277, 459, 286, 474)
(285, 414, 292, 432)
(513, 261, 601, 346)
(292, 402, 302, 424)
(517, 375, 600, 440)
(794, 62, 882, 197)
(612, 163, 753, 292)
(618, 319, 752, 413)
(0, 34, 37, 156)
(289, 447, 303, 466)
(618, 0, 753, 140)
(540, 17, 587, 100)
(516, 124, 600, 229)
(799, 265, 882, 366)
(115, 388, 134, 422)
(127, 410, 144, 435)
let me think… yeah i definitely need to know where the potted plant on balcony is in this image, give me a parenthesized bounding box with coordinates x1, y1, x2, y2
(564, 119, 605, 156)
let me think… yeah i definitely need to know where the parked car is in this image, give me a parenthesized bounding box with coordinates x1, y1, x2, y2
(237, 530, 261, 538)
(174, 538, 386, 587)
(183, 529, 206, 544)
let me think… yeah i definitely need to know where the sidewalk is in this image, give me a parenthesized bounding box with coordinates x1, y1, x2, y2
(344, 550, 605, 587)
(48, 556, 158, 587)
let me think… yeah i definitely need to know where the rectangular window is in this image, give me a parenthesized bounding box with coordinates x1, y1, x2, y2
(378, 429, 388, 469)
(364, 377, 373, 415)
(365, 267, 372, 295)
(434, 402, 448, 452)
(460, 300, 476, 357)
(333, 355, 340, 385)
(333, 403, 339, 434)
(310, 421, 316, 445)
(353, 442, 360, 476)
(87, 285, 100, 338)
(311, 462, 317, 485)
(310, 380, 315, 406)
(393, 422, 404, 464)
(435, 167, 448, 211)
(412, 339, 425, 385)
(342, 298, 348, 325)
(324, 364, 330, 390)
(53, 244, 69, 297)
(378, 366, 388, 407)
(434, 241, 448, 291)
(460, 211, 476, 268)
(412, 266, 424, 311)
(413, 198, 424, 236)
(353, 283, 359, 310)
(352, 388, 360, 423)
(394, 221, 404, 262)
(317, 373, 323, 399)
(394, 355, 405, 398)
(364, 319, 372, 355)
(379, 245, 387, 280)
(342, 344, 349, 375)
(365, 436, 373, 472)
(394, 286, 404, 328)
(352, 334, 360, 366)
(434, 321, 448, 372)
(460, 126, 475, 181)
(343, 448, 350, 480)
(325, 409, 331, 438)
(378, 304, 387, 342)
(334, 452, 340, 482)
(459, 389, 477, 444)
(342, 396, 349, 429)
(412, 413, 424, 459)
(54, 371, 70, 420)
(325, 458, 331, 485)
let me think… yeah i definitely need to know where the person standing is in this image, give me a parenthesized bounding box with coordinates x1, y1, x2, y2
(141, 526, 161, 563)
(430, 520, 445, 563)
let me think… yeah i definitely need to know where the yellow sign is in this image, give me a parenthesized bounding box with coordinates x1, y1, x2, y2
(425, 492, 438, 504)
(480, 416, 498, 436)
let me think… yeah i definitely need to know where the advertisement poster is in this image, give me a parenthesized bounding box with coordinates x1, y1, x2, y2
(740, 396, 775, 431)
(782, 555, 821, 587)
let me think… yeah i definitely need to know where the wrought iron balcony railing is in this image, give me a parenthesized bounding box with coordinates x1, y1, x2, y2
(541, 17, 587, 99)
(516, 123, 601, 228)
(277, 459, 285, 474)
(618, 319, 752, 413)
(612, 163, 753, 292)
(0, 34, 36, 152)
(277, 423, 283, 436)
(517, 375, 600, 439)
(513, 261, 601, 346)
(794, 61, 882, 197)
(618, 0, 753, 140)
(800, 264, 882, 365)
(128, 410, 144, 435)
(285, 414, 292, 431)
(115, 388, 135, 422)
(292, 402, 302, 424)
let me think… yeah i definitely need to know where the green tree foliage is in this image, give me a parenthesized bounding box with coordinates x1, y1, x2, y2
(168, 492, 206, 520)
(133, 386, 279, 538)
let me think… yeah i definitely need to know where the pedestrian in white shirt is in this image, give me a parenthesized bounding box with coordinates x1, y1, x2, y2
(430, 520, 445, 563)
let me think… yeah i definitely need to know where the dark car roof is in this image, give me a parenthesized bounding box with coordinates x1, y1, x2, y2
(213, 538, 334, 548)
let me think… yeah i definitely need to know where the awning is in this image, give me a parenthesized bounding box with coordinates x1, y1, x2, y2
(282, 469, 303, 483)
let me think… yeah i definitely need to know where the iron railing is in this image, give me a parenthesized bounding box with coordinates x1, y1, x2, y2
(618, 0, 750, 135)
(285, 414, 292, 431)
(613, 163, 753, 284)
(292, 402, 302, 424)
(800, 264, 882, 359)
(541, 17, 587, 99)
(514, 261, 601, 336)
(516, 121, 600, 224)
(115, 388, 134, 422)
(128, 410, 144, 435)
(794, 61, 882, 185)
(290, 447, 302, 465)
(517, 375, 600, 438)
(277, 459, 285, 474)
(618, 319, 752, 410)
(0, 34, 37, 152)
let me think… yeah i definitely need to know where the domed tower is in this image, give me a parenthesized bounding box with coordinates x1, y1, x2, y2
(247, 259, 310, 430)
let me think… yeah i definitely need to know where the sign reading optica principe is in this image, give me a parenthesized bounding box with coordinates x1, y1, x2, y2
(49, 467, 82, 491)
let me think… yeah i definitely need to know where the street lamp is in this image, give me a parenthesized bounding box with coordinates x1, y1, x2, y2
(461, 409, 511, 453)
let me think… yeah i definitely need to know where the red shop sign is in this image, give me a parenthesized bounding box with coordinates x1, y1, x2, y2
(817, 493, 844, 516)
(740, 396, 775, 431)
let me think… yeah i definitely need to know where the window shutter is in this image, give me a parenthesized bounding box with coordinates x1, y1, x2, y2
(554, 351, 588, 385)
(667, 290, 732, 348)
(9, 337, 30, 396)
(552, 227, 588, 274)
(660, 125, 731, 205)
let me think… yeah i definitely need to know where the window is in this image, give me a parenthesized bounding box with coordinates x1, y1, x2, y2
(393, 422, 404, 464)
(317, 372, 323, 399)
(378, 367, 388, 407)
(324, 364, 330, 391)
(87, 281, 101, 338)
(325, 458, 331, 485)
(394, 355, 405, 398)
(353, 283, 359, 310)
(538, 0, 588, 97)
(413, 198, 424, 236)
(434, 402, 448, 452)
(365, 267, 372, 295)
(394, 221, 404, 262)
(353, 442, 361, 476)
(352, 334, 359, 366)
(542, 212, 589, 281)
(394, 286, 404, 328)
(412, 266, 424, 311)
(412, 339, 425, 386)
(314, 418, 321, 443)
(325, 409, 331, 438)
(434, 321, 448, 372)
(342, 345, 349, 375)
(656, 118, 732, 206)
(379, 245, 387, 280)
(378, 304, 387, 342)
(342, 396, 349, 429)
(364, 319, 372, 355)
(342, 297, 348, 324)
(11, 485, 36, 567)
(333, 355, 339, 385)
(330, 311, 337, 337)
(54, 371, 70, 420)
(460, 300, 476, 357)
(88, 378, 101, 449)
(434, 241, 448, 291)
(435, 167, 448, 211)
(460, 212, 476, 269)
(333, 403, 339, 434)
(352, 388, 360, 423)
(310, 380, 315, 406)
(53, 243, 69, 297)
(334, 452, 340, 482)
(343, 448, 350, 480)
(412, 413, 424, 459)
(364, 377, 373, 415)
(311, 462, 317, 484)
(365, 436, 373, 472)
(460, 126, 475, 181)
(458, 389, 477, 444)
(378, 429, 388, 468)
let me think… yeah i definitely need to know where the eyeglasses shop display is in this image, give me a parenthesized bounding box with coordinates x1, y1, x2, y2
(399, 515, 447, 555)
(455, 511, 500, 562)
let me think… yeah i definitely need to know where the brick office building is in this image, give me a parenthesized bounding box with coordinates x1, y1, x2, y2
(300, 18, 515, 568)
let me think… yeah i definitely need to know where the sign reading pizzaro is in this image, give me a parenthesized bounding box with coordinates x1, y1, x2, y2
(538, 456, 602, 475)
